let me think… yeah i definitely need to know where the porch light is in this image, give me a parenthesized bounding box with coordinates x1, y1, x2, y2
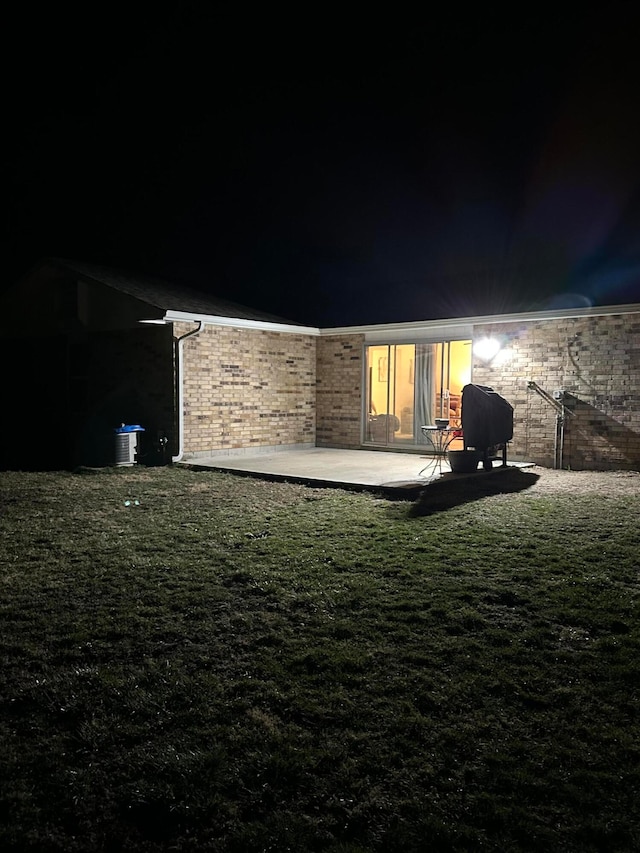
(473, 336, 503, 363)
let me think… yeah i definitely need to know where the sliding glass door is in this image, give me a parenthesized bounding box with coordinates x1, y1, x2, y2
(364, 340, 471, 447)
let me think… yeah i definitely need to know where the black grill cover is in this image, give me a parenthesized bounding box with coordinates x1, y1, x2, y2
(461, 384, 513, 449)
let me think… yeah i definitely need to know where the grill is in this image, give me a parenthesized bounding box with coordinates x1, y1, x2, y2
(460, 383, 513, 470)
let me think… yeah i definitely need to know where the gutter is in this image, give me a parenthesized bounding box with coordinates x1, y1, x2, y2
(172, 321, 205, 463)
(321, 302, 640, 338)
(163, 309, 319, 336)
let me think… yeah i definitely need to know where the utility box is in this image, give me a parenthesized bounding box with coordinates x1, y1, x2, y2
(114, 424, 145, 466)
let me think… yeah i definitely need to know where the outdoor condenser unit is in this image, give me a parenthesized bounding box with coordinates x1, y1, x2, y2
(114, 424, 145, 466)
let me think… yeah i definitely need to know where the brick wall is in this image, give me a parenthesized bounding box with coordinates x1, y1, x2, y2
(178, 324, 316, 456)
(471, 313, 640, 470)
(316, 334, 364, 447)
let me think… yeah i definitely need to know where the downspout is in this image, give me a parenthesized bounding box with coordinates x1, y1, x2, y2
(172, 321, 205, 463)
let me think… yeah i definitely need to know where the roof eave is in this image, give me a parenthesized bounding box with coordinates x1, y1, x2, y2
(162, 310, 320, 336)
(319, 302, 640, 336)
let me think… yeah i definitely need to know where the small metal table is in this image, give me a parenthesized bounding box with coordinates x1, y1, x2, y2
(418, 425, 463, 477)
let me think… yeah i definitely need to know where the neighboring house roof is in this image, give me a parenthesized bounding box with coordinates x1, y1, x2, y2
(40, 257, 301, 325)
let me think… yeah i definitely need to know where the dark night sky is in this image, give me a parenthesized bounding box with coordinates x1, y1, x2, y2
(4, 6, 640, 326)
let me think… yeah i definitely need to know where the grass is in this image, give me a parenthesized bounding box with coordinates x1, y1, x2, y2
(0, 465, 639, 852)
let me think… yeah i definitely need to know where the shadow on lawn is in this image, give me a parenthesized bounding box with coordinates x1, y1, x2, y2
(408, 468, 540, 516)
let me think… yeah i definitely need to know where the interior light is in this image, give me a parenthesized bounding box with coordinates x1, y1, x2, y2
(473, 336, 502, 363)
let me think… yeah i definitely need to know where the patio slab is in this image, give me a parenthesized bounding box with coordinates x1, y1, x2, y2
(179, 447, 534, 495)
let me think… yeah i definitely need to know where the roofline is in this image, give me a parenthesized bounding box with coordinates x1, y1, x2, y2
(145, 302, 640, 337)
(163, 310, 321, 336)
(318, 302, 640, 336)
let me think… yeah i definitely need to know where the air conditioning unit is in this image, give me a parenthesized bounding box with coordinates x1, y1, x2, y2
(114, 424, 145, 466)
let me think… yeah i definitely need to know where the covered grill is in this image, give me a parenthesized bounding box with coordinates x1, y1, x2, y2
(460, 383, 513, 470)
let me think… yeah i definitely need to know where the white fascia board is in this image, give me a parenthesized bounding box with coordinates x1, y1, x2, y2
(319, 302, 640, 339)
(163, 310, 320, 336)
(158, 302, 640, 339)
(319, 320, 474, 341)
(364, 323, 473, 343)
(466, 303, 640, 325)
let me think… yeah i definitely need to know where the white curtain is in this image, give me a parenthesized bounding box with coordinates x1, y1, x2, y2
(415, 344, 434, 443)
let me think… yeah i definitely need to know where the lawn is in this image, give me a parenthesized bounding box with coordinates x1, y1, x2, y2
(0, 465, 639, 852)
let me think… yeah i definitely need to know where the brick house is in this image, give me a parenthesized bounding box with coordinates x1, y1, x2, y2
(2, 258, 639, 471)
(319, 309, 640, 471)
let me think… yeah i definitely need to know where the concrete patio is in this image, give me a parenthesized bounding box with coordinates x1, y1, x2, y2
(179, 447, 534, 495)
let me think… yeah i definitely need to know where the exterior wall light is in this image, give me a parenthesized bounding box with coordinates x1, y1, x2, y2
(473, 336, 503, 363)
